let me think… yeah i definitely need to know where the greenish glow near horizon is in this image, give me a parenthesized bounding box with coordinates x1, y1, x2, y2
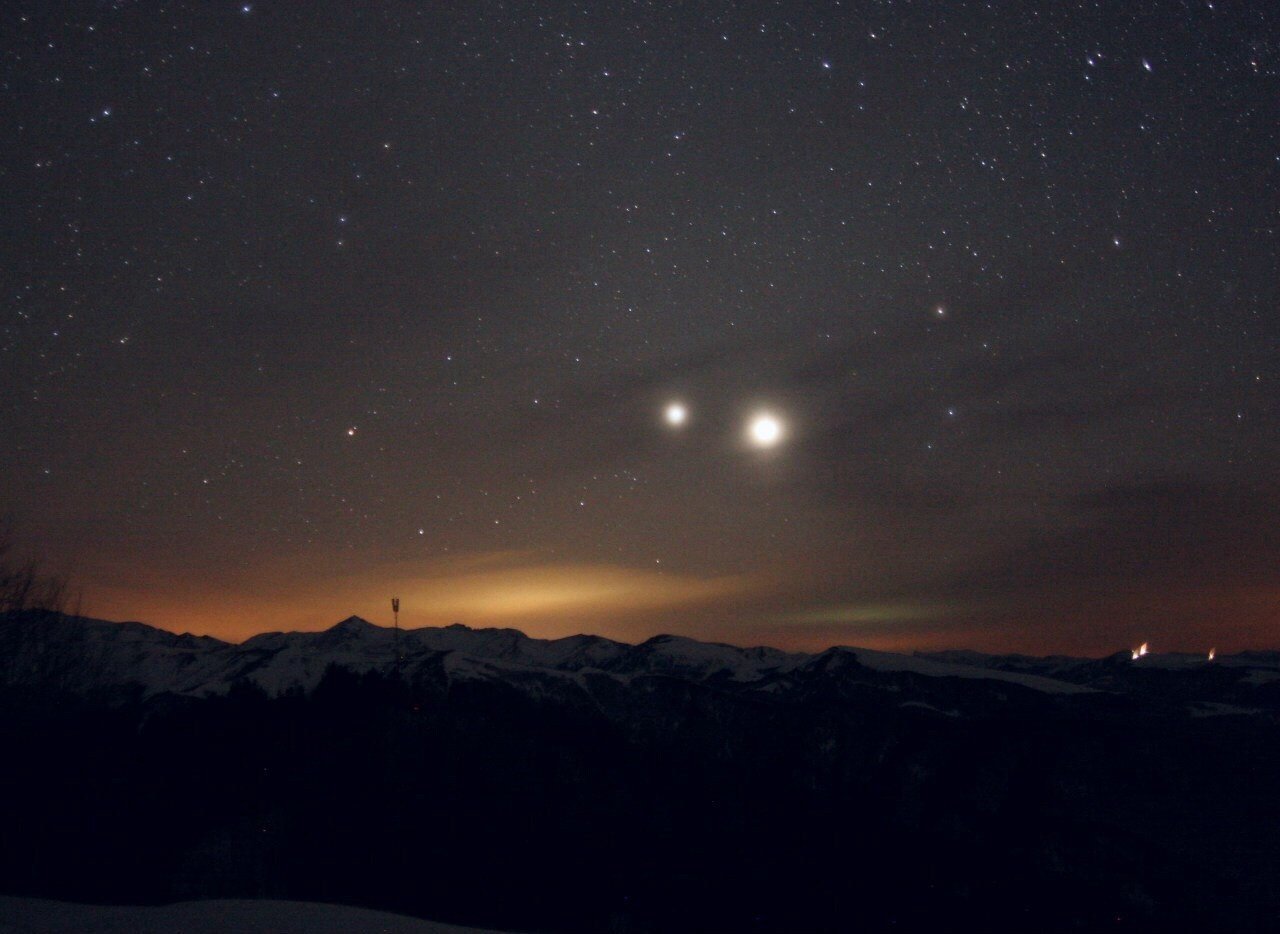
(782, 603, 954, 625)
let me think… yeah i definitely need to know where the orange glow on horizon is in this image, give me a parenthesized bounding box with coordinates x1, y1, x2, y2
(81, 551, 762, 643)
(68, 549, 1280, 656)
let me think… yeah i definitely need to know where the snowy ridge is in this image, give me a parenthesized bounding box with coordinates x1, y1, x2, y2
(0, 896, 509, 934)
(3, 611, 1278, 714)
(842, 647, 1096, 695)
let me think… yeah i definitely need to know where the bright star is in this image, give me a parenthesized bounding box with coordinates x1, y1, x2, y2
(748, 413, 783, 447)
(664, 402, 688, 427)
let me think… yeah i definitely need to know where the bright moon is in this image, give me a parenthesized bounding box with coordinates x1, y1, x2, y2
(664, 402, 688, 426)
(748, 413, 783, 447)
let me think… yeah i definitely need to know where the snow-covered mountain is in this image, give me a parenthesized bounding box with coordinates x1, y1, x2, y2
(3, 610, 1276, 718)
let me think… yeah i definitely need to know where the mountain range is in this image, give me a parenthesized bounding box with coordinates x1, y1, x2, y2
(3, 610, 1280, 933)
(4, 610, 1278, 719)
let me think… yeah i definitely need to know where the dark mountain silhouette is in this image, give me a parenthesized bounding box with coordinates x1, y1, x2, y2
(2, 610, 1278, 932)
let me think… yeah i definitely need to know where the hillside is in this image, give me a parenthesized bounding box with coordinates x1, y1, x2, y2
(2, 611, 1278, 932)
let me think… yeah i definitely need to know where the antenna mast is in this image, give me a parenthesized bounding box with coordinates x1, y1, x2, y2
(391, 596, 401, 681)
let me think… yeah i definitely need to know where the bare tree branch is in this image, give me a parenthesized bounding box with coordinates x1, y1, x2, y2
(0, 519, 73, 615)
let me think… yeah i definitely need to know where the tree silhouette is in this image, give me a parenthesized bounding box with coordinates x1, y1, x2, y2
(0, 519, 73, 615)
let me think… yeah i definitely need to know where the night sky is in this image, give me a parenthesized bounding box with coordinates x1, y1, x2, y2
(3, 1, 1276, 653)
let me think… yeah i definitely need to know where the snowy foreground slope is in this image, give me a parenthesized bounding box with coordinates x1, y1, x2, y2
(0, 896, 509, 934)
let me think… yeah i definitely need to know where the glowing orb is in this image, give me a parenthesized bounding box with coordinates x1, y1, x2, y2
(748, 413, 783, 447)
(664, 402, 688, 427)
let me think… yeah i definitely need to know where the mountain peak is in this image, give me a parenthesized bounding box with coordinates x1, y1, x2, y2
(327, 615, 380, 634)
(639, 633, 690, 647)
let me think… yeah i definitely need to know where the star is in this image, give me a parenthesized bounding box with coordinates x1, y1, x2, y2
(748, 413, 784, 448)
